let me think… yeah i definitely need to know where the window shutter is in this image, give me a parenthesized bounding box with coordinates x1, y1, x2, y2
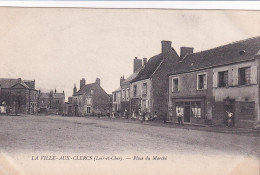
(250, 65, 258, 84)
(203, 75, 207, 89)
(228, 70, 232, 86)
(178, 78, 180, 91)
(232, 69, 238, 86)
(213, 72, 218, 87)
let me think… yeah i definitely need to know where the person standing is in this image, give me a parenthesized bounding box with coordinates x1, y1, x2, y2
(177, 109, 184, 126)
(125, 109, 129, 119)
(142, 108, 147, 122)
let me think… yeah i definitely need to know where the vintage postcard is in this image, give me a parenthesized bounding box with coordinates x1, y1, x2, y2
(0, 6, 259, 175)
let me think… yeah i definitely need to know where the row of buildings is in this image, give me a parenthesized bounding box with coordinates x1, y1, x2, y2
(0, 78, 65, 115)
(112, 36, 260, 128)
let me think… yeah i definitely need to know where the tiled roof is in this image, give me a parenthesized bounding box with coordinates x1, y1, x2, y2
(0, 78, 30, 89)
(39, 92, 65, 99)
(121, 66, 142, 86)
(170, 36, 260, 75)
(131, 53, 162, 82)
(53, 93, 65, 99)
(23, 80, 35, 89)
(73, 83, 97, 96)
(39, 93, 50, 98)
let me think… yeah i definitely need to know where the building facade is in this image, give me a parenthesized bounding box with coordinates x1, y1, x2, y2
(38, 89, 65, 115)
(0, 78, 39, 114)
(130, 41, 180, 119)
(168, 36, 260, 128)
(112, 87, 121, 116)
(72, 78, 110, 116)
(119, 57, 143, 117)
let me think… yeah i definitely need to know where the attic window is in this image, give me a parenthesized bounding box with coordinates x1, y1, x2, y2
(239, 50, 246, 55)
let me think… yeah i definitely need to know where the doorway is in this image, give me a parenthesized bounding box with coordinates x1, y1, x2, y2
(184, 103, 191, 122)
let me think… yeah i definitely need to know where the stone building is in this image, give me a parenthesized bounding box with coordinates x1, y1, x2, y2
(38, 89, 65, 115)
(112, 57, 143, 117)
(168, 36, 260, 128)
(64, 97, 73, 116)
(130, 41, 180, 119)
(120, 57, 143, 117)
(72, 78, 110, 116)
(112, 87, 121, 116)
(0, 78, 39, 114)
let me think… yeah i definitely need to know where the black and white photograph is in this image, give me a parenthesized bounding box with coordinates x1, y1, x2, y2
(0, 5, 259, 175)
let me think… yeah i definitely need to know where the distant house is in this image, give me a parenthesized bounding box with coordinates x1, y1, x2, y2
(0, 78, 39, 114)
(38, 89, 65, 115)
(112, 87, 121, 116)
(64, 97, 73, 116)
(72, 78, 110, 116)
(168, 36, 260, 128)
(130, 41, 180, 119)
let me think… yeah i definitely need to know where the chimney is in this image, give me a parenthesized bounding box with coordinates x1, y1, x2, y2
(18, 78, 22, 83)
(63, 91, 64, 94)
(180, 47, 194, 59)
(30, 80, 35, 89)
(96, 78, 101, 86)
(120, 76, 125, 86)
(161, 41, 172, 59)
(133, 57, 142, 73)
(143, 58, 147, 65)
(80, 78, 86, 89)
(73, 84, 77, 95)
(55, 88, 57, 93)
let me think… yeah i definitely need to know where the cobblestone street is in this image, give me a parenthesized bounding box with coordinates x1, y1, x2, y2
(0, 115, 259, 175)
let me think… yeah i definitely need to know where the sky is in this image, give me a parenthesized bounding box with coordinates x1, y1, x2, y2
(0, 8, 259, 100)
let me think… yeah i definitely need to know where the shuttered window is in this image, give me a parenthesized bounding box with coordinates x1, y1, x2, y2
(239, 67, 251, 85)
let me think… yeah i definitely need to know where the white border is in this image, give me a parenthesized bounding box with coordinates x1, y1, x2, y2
(0, 1, 259, 10)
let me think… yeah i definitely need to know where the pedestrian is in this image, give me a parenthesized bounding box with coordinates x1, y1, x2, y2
(226, 111, 233, 127)
(125, 109, 129, 119)
(6, 106, 9, 116)
(142, 108, 147, 122)
(177, 109, 184, 126)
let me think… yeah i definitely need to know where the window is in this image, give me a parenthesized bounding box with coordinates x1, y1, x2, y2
(87, 107, 91, 113)
(142, 83, 147, 96)
(122, 89, 125, 101)
(126, 88, 129, 101)
(142, 99, 146, 109)
(218, 71, 228, 87)
(191, 101, 201, 118)
(197, 73, 207, 90)
(133, 85, 137, 97)
(172, 77, 179, 92)
(239, 67, 250, 85)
